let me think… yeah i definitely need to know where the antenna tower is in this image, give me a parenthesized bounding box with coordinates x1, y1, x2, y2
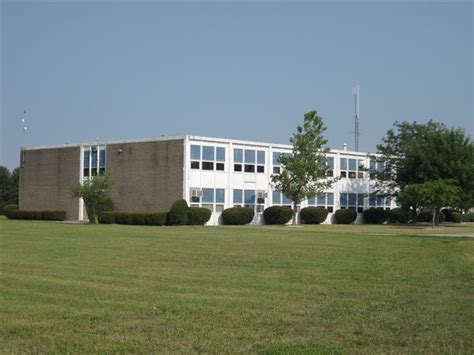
(352, 85, 360, 151)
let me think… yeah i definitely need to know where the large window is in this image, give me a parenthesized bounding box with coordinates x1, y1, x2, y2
(369, 193, 391, 210)
(83, 146, 106, 178)
(234, 149, 266, 173)
(190, 145, 225, 171)
(340, 192, 365, 213)
(369, 160, 385, 180)
(272, 151, 291, 174)
(340, 157, 364, 179)
(307, 192, 334, 212)
(272, 190, 292, 207)
(189, 188, 225, 212)
(233, 189, 266, 212)
(326, 157, 334, 177)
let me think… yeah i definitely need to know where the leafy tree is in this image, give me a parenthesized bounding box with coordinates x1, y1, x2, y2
(72, 172, 113, 224)
(271, 110, 335, 225)
(398, 180, 460, 228)
(0, 166, 20, 213)
(376, 121, 474, 217)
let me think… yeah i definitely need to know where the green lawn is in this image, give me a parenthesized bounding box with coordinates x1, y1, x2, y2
(1, 219, 473, 353)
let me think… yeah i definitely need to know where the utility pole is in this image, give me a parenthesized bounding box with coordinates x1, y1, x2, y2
(352, 85, 360, 152)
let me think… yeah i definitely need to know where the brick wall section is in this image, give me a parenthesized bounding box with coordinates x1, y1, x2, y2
(106, 139, 185, 213)
(19, 147, 81, 220)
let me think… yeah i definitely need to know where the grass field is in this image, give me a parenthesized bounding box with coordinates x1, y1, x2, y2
(1, 219, 473, 353)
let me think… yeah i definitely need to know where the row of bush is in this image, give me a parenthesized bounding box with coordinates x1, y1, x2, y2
(3, 205, 66, 221)
(98, 200, 212, 226)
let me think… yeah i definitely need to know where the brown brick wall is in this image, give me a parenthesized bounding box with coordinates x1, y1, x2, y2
(106, 139, 185, 213)
(19, 147, 81, 220)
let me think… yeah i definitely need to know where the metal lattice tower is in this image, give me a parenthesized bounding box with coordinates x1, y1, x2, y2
(352, 85, 360, 152)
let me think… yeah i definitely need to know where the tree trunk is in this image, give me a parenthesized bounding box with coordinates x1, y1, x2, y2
(432, 208, 436, 229)
(292, 201, 297, 225)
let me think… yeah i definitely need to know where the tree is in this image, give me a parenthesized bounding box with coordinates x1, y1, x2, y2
(271, 110, 335, 225)
(0, 166, 20, 213)
(376, 121, 474, 219)
(72, 172, 113, 224)
(398, 180, 460, 228)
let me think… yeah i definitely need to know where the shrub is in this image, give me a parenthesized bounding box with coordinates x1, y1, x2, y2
(299, 206, 328, 224)
(98, 211, 117, 224)
(222, 207, 254, 225)
(4, 209, 66, 221)
(334, 209, 357, 224)
(466, 213, 474, 222)
(363, 208, 389, 224)
(188, 207, 212, 225)
(416, 210, 445, 223)
(3, 204, 18, 214)
(167, 199, 189, 225)
(130, 213, 147, 225)
(146, 212, 167, 226)
(114, 212, 134, 225)
(451, 211, 462, 223)
(388, 208, 410, 223)
(100, 198, 115, 212)
(263, 206, 293, 225)
(441, 208, 453, 222)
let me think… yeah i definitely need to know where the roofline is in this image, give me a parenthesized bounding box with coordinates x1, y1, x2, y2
(23, 134, 375, 156)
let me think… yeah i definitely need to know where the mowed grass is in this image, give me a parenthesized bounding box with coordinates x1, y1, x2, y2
(1, 219, 473, 353)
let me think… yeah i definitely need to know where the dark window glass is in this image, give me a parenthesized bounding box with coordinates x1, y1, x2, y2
(216, 163, 224, 171)
(91, 168, 98, 177)
(369, 193, 376, 206)
(244, 164, 255, 173)
(216, 189, 225, 203)
(234, 149, 243, 163)
(257, 165, 264, 173)
(257, 197, 265, 204)
(202, 146, 214, 161)
(272, 191, 281, 205)
(348, 193, 357, 206)
(245, 150, 255, 164)
(83, 149, 90, 168)
(340, 193, 348, 206)
(282, 194, 292, 205)
(191, 161, 200, 169)
(191, 145, 201, 160)
(341, 171, 347, 178)
(99, 149, 106, 167)
(370, 160, 376, 172)
(234, 164, 242, 172)
(357, 207, 363, 213)
(216, 147, 226, 162)
(244, 190, 255, 204)
(377, 195, 384, 206)
(202, 162, 214, 170)
(349, 159, 357, 171)
(348, 171, 356, 179)
(327, 170, 334, 177)
(340, 158, 347, 170)
(357, 172, 364, 179)
(99, 167, 106, 175)
(273, 152, 281, 165)
(386, 196, 391, 206)
(191, 196, 200, 203)
(202, 188, 214, 203)
(327, 206, 334, 213)
(357, 194, 364, 206)
(327, 193, 334, 206)
(91, 149, 98, 168)
(233, 189, 243, 204)
(257, 151, 265, 165)
(273, 166, 281, 174)
(83, 168, 90, 177)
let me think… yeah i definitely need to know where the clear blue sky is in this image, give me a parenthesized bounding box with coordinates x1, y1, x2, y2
(1, 1, 472, 169)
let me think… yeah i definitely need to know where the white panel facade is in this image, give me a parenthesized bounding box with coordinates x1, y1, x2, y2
(183, 135, 397, 225)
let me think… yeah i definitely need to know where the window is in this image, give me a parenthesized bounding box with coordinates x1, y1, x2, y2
(272, 151, 291, 175)
(307, 192, 334, 213)
(369, 160, 385, 179)
(369, 193, 391, 210)
(233, 189, 261, 212)
(189, 188, 225, 213)
(340, 157, 365, 179)
(235, 149, 265, 174)
(233, 189, 243, 206)
(326, 157, 334, 177)
(272, 191, 292, 207)
(83, 146, 106, 179)
(340, 192, 365, 213)
(190, 144, 226, 171)
(257, 151, 265, 173)
(234, 148, 243, 172)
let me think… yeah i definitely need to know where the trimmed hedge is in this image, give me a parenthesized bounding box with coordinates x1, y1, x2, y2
(299, 206, 328, 224)
(167, 199, 189, 225)
(222, 207, 254, 225)
(388, 208, 411, 223)
(5, 209, 66, 221)
(465, 213, 474, 222)
(3, 204, 18, 214)
(416, 210, 446, 223)
(450, 211, 462, 223)
(334, 209, 357, 224)
(263, 206, 293, 225)
(363, 208, 389, 224)
(99, 211, 168, 226)
(188, 207, 212, 225)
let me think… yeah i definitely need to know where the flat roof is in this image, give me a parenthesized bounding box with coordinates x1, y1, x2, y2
(23, 134, 372, 156)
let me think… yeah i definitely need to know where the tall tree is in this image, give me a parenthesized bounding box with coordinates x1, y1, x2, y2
(376, 121, 474, 219)
(0, 166, 20, 213)
(271, 110, 335, 225)
(72, 172, 113, 224)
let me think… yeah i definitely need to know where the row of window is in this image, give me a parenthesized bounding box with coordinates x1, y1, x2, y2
(189, 188, 392, 213)
(83, 146, 106, 178)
